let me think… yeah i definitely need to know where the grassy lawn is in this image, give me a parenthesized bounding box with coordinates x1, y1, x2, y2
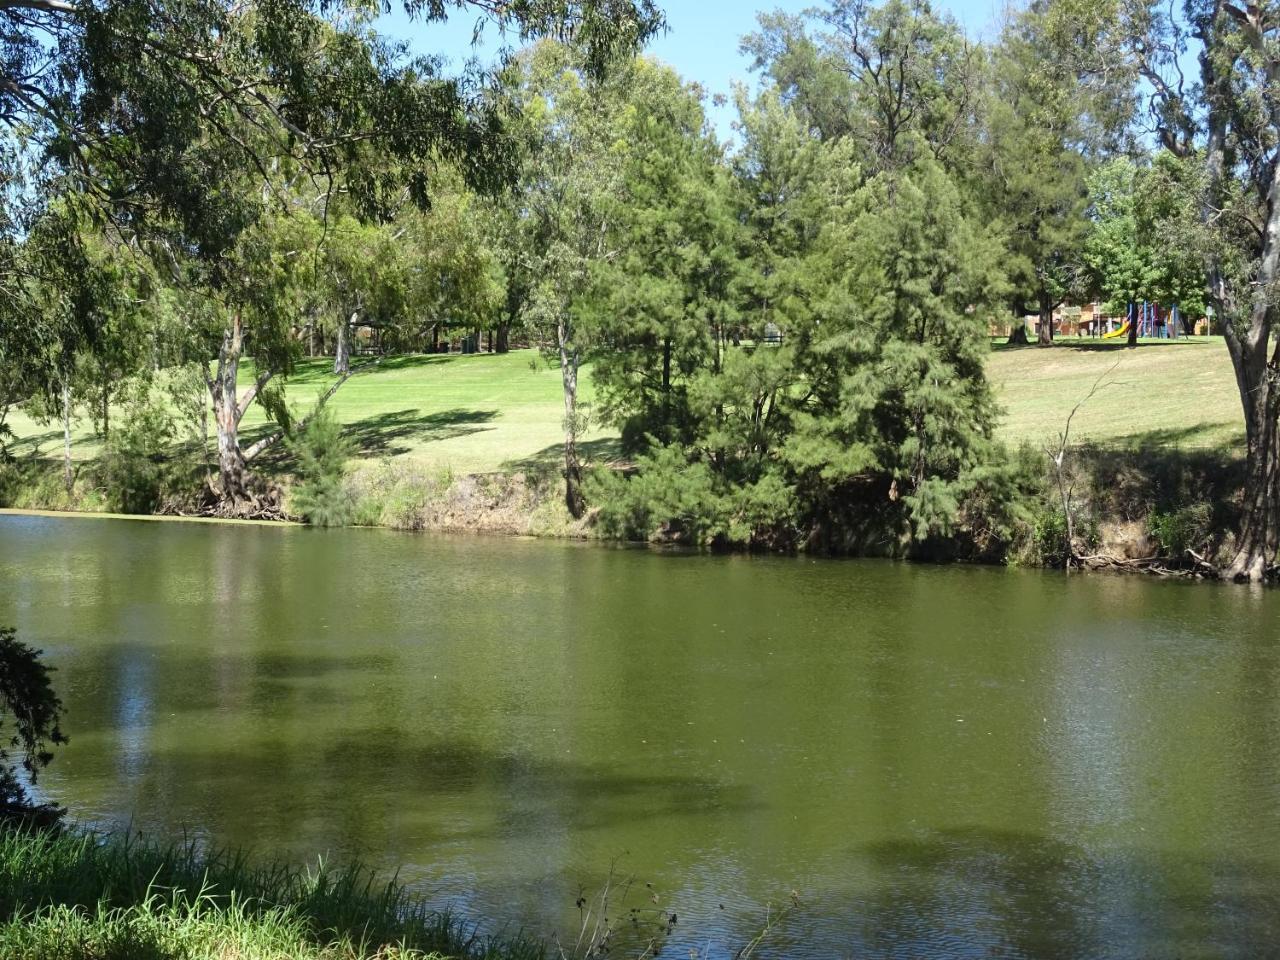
(237, 353, 621, 474)
(4, 352, 620, 475)
(5, 338, 1247, 475)
(988, 336, 1243, 453)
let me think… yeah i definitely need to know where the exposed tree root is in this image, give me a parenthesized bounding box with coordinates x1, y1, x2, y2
(1071, 550, 1215, 579)
(166, 477, 290, 522)
(1066, 547, 1280, 581)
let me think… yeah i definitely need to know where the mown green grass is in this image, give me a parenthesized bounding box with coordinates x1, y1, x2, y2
(0, 826, 543, 960)
(4, 339, 1246, 476)
(988, 336, 1243, 453)
(4, 353, 618, 475)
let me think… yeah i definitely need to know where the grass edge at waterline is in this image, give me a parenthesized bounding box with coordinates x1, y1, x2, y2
(0, 824, 546, 960)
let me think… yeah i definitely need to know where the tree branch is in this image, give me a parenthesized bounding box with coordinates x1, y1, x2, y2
(242, 359, 379, 463)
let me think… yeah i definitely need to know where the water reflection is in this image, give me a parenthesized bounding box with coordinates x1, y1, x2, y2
(2, 514, 1279, 958)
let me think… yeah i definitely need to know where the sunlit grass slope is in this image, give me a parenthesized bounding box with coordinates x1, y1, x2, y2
(236, 353, 618, 474)
(6, 339, 1246, 475)
(988, 337, 1242, 452)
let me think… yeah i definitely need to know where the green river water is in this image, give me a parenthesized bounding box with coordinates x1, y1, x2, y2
(2, 513, 1279, 958)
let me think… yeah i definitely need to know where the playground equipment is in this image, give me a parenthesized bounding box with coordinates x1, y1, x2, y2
(1099, 301, 1183, 341)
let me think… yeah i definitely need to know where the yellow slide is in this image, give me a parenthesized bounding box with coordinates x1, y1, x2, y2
(1102, 321, 1131, 340)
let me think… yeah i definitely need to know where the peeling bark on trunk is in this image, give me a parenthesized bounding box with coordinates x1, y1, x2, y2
(210, 325, 249, 504)
(208, 311, 272, 508)
(558, 317, 585, 519)
(334, 310, 354, 376)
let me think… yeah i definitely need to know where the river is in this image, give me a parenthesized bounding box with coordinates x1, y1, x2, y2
(2, 513, 1278, 958)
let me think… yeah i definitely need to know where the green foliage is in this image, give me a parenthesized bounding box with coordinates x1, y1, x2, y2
(744, 0, 981, 167)
(584, 60, 740, 449)
(978, 0, 1131, 324)
(0, 629, 67, 818)
(588, 449, 722, 543)
(1148, 503, 1214, 556)
(102, 382, 186, 515)
(287, 406, 355, 527)
(587, 445, 799, 548)
(1081, 156, 1205, 317)
(586, 148, 1026, 555)
(1030, 507, 1071, 567)
(793, 156, 1007, 539)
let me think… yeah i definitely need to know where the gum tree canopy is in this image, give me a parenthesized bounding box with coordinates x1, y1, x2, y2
(0, 0, 663, 511)
(0, 0, 664, 190)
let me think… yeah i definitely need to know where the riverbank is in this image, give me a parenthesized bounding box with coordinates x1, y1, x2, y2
(0, 825, 547, 960)
(0, 341, 1250, 570)
(0, 507, 297, 527)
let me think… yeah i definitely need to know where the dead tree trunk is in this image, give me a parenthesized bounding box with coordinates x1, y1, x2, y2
(558, 316, 585, 519)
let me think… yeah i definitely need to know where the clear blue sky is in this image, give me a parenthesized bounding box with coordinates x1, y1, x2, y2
(376, 0, 1010, 140)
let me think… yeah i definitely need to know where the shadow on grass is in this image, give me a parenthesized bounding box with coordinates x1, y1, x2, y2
(1071, 435, 1245, 539)
(247, 408, 499, 473)
(1082, 423, 1246, 454)
(281, 353, 519, 384)
(990, 338, 1211, 354)
(502, 437, 624, 476)
(6, 429, 66, 458)
(342, 408, 498, 456)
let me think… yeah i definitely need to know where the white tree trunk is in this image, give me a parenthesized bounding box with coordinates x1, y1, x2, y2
(558, 316, 585, 519)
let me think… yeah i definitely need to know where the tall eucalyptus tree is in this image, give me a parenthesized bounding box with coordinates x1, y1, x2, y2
(1062, 0, 1280, 580)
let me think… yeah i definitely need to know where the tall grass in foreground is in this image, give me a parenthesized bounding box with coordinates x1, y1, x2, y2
(0, 826, 545, 960)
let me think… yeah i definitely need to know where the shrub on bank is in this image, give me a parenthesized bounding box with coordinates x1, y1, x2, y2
(288, 407, 357, 527)
(101, 384, 197, 515)
(587, 439, 1041, 560)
